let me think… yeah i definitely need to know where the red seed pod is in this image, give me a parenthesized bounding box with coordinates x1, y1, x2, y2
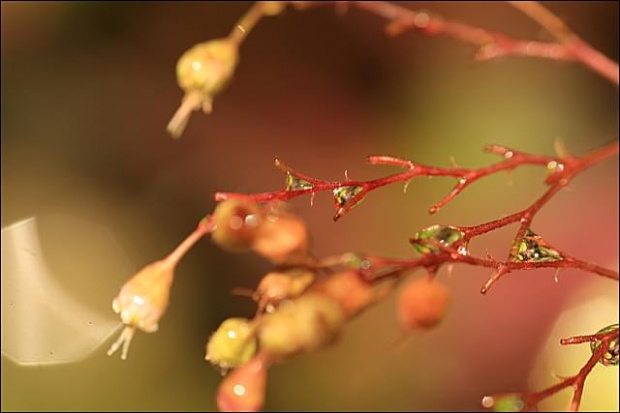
(309, 271, 375, 319)
(212, 200, 264, 252)
(254, 269, 316, 313)
(397, 277, 450, 331)
(216, 354, 269, 412)
(251, 213, 309, 264)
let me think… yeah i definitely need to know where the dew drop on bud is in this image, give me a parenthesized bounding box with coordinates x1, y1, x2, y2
(514, 229, 562, 263)
(481, 393, 526, 412)
(216, 354, 268, 412)
(333, 185, 363, 208)
(285, 172, 313, 191)
(409, 225, 465, 255)
(212, 200, 264, 252)
(590, 324, 619, 366)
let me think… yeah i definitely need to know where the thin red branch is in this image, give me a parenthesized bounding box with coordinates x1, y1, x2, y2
(527, 327, 618, 411)
(216, 140, 618, 217)
(215, 141, 619, 291)
(317, 1, 618, 85)
(481, 326, 618, 412)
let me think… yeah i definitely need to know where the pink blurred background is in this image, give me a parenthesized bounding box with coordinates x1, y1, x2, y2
(1, 2, 618, 411)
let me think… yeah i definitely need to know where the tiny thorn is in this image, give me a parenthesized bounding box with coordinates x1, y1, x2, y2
(481, 268, 507, 294)
(553, 268, 561, 283)
(428, 205, 440, 215)
(554, 137, 571, 158)
(344, 169, 349, 180)
(403, 180, 411, 194)
(449, 156, 459, 168)
(389, 330, 411, 352)
(310, 192, 316, 207)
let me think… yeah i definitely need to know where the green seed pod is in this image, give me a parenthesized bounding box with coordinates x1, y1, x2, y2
(590, 324, 619, 366)
(257, 293, 345, 359)
(410, 225, 465, 255)
(206, 318, 257, 374)
(212, 200, 264, 252)
(515, 229, 562, 263)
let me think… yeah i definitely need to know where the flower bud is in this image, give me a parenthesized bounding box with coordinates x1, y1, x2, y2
(217, 354, 269, 412)
(212, 200, 264, 252)
(251, 213, 309, 264)
(258, 293, 345, 359)
(397, 277, 450, 331)
(206, 318, 258, 374)
(310, 271, 375, 319)
(108, 259, 177, 359)
(255, 269, 315, 312)
(167, 38, 239, 138)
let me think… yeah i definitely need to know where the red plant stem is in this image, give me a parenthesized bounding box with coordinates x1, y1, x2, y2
(561, 328, 619, 346)
(216, 141, 618, 290)
(509, 1, 619, 85)
(216, 141, 618, 219)
(335, 1, 619, 85)
(165, 216, 214, 265)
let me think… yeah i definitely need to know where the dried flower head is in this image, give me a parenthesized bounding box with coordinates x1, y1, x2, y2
(108, 259, 177, 360)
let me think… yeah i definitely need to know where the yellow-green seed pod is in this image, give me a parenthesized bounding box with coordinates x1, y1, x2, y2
(206, 318, 257, 374)
(258, 293, 345, 359)
(176, 39, 239, 95)
(167, 38, 239, 138)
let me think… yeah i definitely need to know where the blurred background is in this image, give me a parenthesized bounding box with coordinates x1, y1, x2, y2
(1, 1, 618, 411)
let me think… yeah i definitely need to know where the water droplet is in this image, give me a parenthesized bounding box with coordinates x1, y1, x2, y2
(410, 225, 465, 255)
(482, 393, 526, 412)
(333, 185, 363, 207)
(413, 12, 430, 27)
(590, 324, 619, 366)
(504, 151, 514, 159)
(514, 229, 562, 263)
(285, 173, 313, 191)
